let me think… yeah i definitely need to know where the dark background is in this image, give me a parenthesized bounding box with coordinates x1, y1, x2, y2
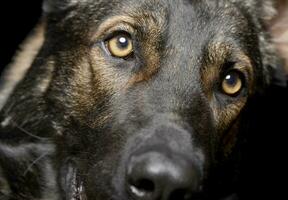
(0, 1, 42, 74)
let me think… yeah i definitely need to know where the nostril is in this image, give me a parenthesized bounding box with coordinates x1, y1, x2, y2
(134, 178, 155, 192)
(129, 178, 155, 197)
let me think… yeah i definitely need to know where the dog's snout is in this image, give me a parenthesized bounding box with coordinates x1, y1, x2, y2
(126, 150, 201, 200)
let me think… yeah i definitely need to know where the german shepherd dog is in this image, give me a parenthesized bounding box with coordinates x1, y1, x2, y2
(0, 0, 287, 200)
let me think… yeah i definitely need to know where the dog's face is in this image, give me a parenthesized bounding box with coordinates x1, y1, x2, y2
(0, 0, 287, 200)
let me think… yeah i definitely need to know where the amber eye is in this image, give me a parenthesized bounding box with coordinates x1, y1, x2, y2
(106, 33, 133, 58)
(221, 70, 244, 96)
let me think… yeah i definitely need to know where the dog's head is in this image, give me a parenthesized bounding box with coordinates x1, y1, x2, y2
(0, 0, 287, 199)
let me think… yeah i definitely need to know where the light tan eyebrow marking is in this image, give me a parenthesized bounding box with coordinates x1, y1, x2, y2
(92, 15, 135, 40)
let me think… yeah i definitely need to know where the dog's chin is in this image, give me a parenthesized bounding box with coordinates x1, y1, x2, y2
(62, 161, 87, 200)
(70, 173, 87, 200)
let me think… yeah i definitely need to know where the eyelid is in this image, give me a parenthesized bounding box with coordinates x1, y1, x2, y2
(221, 57, 252, 81)
(233, 64, 251, 83)
(92, 24, 135, 47)
(92, 15, 135, 41)
(103, 29, 133, 42)
(232, 53, 253, 80)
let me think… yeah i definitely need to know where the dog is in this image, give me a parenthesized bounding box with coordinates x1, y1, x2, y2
(0, 0, 287, 199)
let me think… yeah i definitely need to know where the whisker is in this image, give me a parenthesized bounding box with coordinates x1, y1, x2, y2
(11, 120, 49, 141)
(23, 152, 49, 176)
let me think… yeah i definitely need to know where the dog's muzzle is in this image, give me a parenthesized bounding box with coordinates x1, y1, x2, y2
(122, 124, 204, 200)
(126, 149, 201, 200)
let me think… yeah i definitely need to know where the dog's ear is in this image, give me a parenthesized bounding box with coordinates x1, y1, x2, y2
(252, 0, 288, 87)
(42, 0, 80, 13)
(269, 0, 288, 86)
(230, 0, 287, 87)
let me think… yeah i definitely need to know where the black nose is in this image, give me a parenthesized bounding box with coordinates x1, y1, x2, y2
(126, 150, 201, 200)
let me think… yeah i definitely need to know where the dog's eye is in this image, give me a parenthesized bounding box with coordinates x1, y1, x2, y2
(221, 70, 244, 96)
(106, 33, 133, 58)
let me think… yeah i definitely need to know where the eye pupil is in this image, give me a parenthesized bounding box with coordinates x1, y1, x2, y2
(118, 36, 129, 48)
(225, 74, 237, 86)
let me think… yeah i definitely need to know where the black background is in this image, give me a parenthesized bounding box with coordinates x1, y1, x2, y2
(0, 1, 42, 74)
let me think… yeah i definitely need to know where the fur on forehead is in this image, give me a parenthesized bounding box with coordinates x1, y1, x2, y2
(42, 0, 90, 13)
(43, 0, 277, 21)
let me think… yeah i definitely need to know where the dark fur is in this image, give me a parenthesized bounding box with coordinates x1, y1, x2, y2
(0, 0, 287, 200)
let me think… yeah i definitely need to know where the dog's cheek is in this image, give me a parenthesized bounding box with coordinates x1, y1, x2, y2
(63, 47, 132, 128)
(0, 143, 59, 200)
(219, 119, 242, 158)
(83, 151, 125, 199)
(206, 98, 247, 160)
(209, 96, 247, 134)
(46, 54, 113, 129)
